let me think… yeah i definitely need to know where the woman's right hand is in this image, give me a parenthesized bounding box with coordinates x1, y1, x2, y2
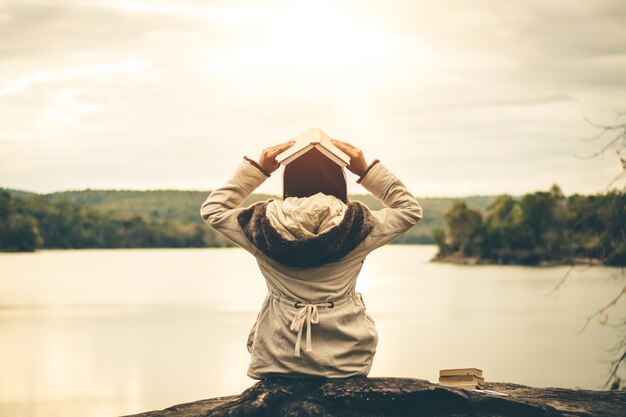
(258, 140, 295, 174)
(331, 139, 369, 177)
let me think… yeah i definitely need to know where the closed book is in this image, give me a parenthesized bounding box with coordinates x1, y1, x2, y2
(439, 375, 485, 385)
(439, 368, 483, 378)
(438, 381, 484, 390)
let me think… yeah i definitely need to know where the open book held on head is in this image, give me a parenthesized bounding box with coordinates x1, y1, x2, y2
(276, 127, 350, 167)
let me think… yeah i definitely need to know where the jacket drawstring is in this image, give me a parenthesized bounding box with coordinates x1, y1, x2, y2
(289, 301, 332, 356)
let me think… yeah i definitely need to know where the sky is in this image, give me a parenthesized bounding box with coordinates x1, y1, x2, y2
(0, 0, 625, 197)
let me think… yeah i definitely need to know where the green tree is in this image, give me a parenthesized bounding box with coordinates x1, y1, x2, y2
(0, 214, 42, 251)
(443, 200, 483, 256)
(432, 227, 450, 256)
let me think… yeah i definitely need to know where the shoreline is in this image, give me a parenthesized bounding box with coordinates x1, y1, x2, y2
(0, 245, 613, 268)
(432, 254, 606, 267)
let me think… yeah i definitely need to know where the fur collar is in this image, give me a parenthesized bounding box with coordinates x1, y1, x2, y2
(237, 199, 375, 268)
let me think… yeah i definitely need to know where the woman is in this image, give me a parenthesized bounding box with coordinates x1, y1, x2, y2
(200, 138, 422, 379)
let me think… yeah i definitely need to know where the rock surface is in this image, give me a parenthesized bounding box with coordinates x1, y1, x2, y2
(123, 377, 626, 417)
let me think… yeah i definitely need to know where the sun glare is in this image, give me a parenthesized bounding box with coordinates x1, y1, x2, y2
(204, 2, 425, 140)
(209, 4, 403, 79)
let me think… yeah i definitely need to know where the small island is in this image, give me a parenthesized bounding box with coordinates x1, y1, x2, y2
(124, 377, 625, 417)
(432, 186, 626, 267)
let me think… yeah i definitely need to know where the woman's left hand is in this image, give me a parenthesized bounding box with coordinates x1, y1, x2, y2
(331, 139, 369, 177)
(258, 140, 296, 174)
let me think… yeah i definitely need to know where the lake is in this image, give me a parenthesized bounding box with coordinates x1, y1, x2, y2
(0, 245, 623, 417)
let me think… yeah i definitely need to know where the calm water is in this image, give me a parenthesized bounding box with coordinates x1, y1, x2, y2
(0, 245, 624, 417)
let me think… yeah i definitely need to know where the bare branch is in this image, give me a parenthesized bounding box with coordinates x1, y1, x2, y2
(576, 288, 626, 336)
(576, 114, 626, 172)
(605, 348, 626, 388)
(546, 265, 575, 297)
(582, 127, 612, 142)
(581, 113, 626, 130)
(605, 172, 626, 192)
(546, 263, 599, 297)
(575, 132, 625, 160)
(572, 110, 626, 389)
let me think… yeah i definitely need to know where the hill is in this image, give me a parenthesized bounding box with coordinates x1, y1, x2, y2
(30, 189, 496, 244)
(1, 187, 496, 250)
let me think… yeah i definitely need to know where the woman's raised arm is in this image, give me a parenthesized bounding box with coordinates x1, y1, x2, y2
(332, 139, 423, 256)
(199, 140, 294, 254)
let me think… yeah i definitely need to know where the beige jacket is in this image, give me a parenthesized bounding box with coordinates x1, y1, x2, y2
(200, 158, 422, 379)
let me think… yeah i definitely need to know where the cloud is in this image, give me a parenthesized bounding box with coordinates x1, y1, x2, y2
(0, 0, 625, 196)
(1, 60, 153, 95)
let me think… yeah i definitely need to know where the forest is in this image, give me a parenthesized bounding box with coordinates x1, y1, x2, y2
(433, 185, 626, 266)
(3, 186, 623, 267)
(0, 190, 207, 251)
(1, 188, 475, 251)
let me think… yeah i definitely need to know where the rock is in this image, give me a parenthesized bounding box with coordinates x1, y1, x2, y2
(122, 377, 626, 417)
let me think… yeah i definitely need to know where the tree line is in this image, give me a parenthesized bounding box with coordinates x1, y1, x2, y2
(0, 188, 445, 251)
(0, 190, 234, 251)
(433, 185, 626, 266)
(35, 188, 459, 243)
(0, 189, 432, 252)
(6, 185, 622, 264)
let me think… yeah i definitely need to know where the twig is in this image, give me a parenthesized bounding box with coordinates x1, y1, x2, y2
(576, 113, 626, 161)
(605, 172, 626, 191)
(546, 265, 575, 297)
(605, 348, 626, 388)
(575, 133, 624, 160)
(582, 127, 611, 142)
(581, 113, 626, 130)
(576, 288, 626, 336)
(573, 111, 626, 388)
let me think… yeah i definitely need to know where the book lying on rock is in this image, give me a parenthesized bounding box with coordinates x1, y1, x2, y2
(439, 368, 483, 378)
(276, 127, 350, 167)
(439, 368, 484, 389)
(439, 375, 485, 388)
